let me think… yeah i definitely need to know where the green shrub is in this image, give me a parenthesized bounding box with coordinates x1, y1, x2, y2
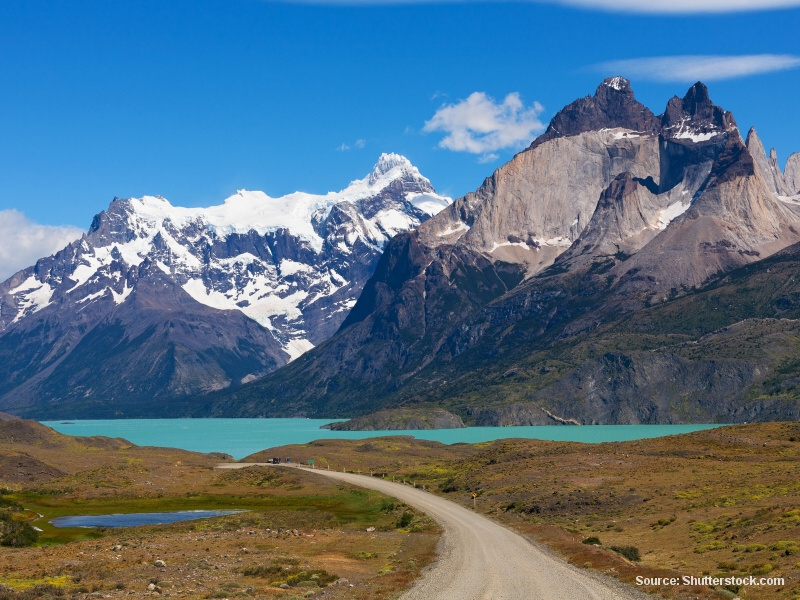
(769, 541, 799, 555)
(610, 546, 641, 561)
(284, 570, 337, 587)
(0, 512, 39, 547)
(242, 565, 284, 577)
(440, 479, 459, 493)
(750, 563, 773, 575)
(582, 537, 601, 546)
(398, 512, 413, 528)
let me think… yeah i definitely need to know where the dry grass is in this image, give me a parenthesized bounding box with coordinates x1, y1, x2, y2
(0, 420, 440, 599)
(5, 418, 800, 598)
(255, 423, 800, 599)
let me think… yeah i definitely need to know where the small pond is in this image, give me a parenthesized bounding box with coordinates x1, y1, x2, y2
(50, 509, 244, 528)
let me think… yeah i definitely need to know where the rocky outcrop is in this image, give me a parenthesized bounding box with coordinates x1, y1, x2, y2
(533, 352, 764, 424)
(471, 403, 579, 426)
(746, 127, 793, 196)
(785, 152, 800, 194)
(558, 172, 671, 262)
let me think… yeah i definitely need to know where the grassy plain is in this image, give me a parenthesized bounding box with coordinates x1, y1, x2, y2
(0, 418, 439, 600)
(4, 417, 800, 599)
(250, 423, 800, 600)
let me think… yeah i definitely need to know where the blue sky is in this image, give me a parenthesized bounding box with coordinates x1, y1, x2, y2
(1, 0, 800, 277)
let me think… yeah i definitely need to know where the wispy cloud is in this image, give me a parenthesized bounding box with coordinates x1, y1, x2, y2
(0, 210, 83, 282)
(337, 139, 367, 151)
(266, 0, 800, 14)
(423, 92, 545, 154)
(544, 0, 800, 13)
(478, 153, 500, 164)
(595, 54, 800, 82)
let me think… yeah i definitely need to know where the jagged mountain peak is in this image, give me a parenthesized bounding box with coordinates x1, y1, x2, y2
(661, 81, 736, 141)
(364, 153, 432, 190)
(600, 76, 631, 92)
(528, 76, 660, 151)
(745, 126, 796, 196)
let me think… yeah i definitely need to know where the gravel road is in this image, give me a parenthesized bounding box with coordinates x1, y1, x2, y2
(218, 463, 650, 599)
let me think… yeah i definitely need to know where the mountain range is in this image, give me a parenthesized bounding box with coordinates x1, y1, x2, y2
(0, 154, 450, 418)
(197, 78, 800, 426)
(3, 78, 800, 425)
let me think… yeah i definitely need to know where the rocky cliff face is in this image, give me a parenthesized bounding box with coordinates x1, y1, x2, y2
(210, 79, 800, 426)
(0, 155, 450, 418)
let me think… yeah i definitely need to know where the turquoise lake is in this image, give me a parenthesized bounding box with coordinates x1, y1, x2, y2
(42, 419, 725, 460)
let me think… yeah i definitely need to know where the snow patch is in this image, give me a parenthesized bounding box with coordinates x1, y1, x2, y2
(76, 289, 108, 304)
(181, 277, 310, 330)
(111, 283, 133, 305)
(490, 241, 531, 252)
(219, 253, 260, 267)
(437, 222, 470, 237)
(668, 117, 719, 143)
(532, 236, 572, 248)
(604, 76, 627, 91)
(674, 131, 717, 143)
(405, 192, 451, 216)
(654, 200, 691, 230)
(279, 259, 313, 276)
(9, 276, 55, 321)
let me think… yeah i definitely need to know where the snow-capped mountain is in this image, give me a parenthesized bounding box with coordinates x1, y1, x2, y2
(0, 154, 450, 417)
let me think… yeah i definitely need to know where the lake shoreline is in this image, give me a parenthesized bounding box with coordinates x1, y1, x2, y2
(42, 418, 724, 460)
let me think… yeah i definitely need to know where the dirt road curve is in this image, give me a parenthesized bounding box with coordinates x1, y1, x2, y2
(218, 464, 649, 600)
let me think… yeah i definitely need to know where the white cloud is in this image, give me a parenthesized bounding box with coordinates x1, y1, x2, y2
(336, 142, 350, 151)
(596, 54, 800, 82)
(266, 0, 800, 14)
(478, 153, 500, 163)
(423, 92, 545, 154)
(355, 138, 366, 149)
(0, 210, 83, 282)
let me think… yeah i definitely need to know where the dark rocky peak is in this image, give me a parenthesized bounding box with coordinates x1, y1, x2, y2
(661, 82, 736, 140)
(528, 76, 660, 151)
(87, 197, 138, 246)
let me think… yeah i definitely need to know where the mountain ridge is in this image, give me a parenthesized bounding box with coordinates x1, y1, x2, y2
(0, 154, 450, 418)
(200, 78, 800, 426)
